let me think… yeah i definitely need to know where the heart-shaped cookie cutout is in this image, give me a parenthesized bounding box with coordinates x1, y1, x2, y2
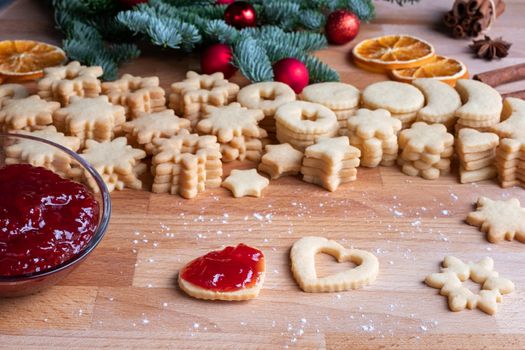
(290, 236, 379, 293)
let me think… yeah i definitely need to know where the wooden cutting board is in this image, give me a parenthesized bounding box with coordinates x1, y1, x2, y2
(1, 1, 525, 349)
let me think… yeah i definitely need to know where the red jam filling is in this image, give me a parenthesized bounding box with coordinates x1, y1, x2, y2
(181, 243, 265, 292)
(0, 164, 99, 276)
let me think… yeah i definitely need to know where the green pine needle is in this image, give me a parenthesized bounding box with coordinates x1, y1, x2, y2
(233, 37, 274, 82)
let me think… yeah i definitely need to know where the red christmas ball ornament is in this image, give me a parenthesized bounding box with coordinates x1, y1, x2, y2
(224, 1, 257, 29)
(325, 10, 360, 45)
(272, 58, 309, 94)
(117, 0, 148, 9)
(216, 0, 235, 4)
(200, 43, 237, 78)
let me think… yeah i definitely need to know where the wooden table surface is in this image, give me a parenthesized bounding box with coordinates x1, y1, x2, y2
(1, 1, 525, 349)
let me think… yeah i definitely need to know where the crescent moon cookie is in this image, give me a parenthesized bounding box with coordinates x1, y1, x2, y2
(362, 81, 424, 129)
(290, 236, 379, 293)
(0, 83, 28, 107)
(413, 78, 461, 128)
(454, 79, 502, 132)
(178, 243, 265, 301)
(425, 256, 515, 315)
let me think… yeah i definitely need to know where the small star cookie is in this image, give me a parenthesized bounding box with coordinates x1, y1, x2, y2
(222, 169, 269, 198)
(466, 196, 525, 243)
(425, 256, 515, 315)
(197, 103, 265, 143)
(258, 143, 304, 179)
(0, 95, 60, 132)
(53, 96, 126, 146)
(122, 109, 191, 154)
(304, 136, 361, 166)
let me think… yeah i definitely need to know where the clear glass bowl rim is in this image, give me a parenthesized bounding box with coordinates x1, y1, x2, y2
(0, 132, 112, 282)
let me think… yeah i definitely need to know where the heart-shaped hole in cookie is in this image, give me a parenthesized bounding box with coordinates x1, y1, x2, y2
(300, 110, 319, 121)
(315, 252, 357, 279)
(259, 89, 277, 101)
(291, 236, 379, 293)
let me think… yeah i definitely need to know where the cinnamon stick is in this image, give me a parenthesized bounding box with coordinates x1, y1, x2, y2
(454, 0, 468, 18)
(473, 63, 525, 87)
(453, 25, 466, 38)
(443, 11, 458, 27)
(502, 90, 525, 100)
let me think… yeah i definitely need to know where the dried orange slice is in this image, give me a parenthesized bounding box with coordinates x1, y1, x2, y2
(0, 40, 66, 82)
(352, 35, 435, 73)
(389, 55, 468, 86)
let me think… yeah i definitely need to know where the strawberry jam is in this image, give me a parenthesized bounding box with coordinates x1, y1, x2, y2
(180, 244, 265, 292)
(0, 164, 99, 276)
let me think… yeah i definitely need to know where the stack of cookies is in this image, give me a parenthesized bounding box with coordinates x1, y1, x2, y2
(237, 82, 296, 136)
(101, 73, 166, 119)
(196, 103, 266, 162)
(300, 82, 360, 135)
(169, 71, 239, 126)
(38, 61, 102, 106)
(456, 128, 499, 184)
(413, 78, 461, 130)
(491, 98, 525, 188)
(150, 130, 223, 199)
(398, 122, 454, 180)
(301, 136, 361, 192)
(275, 101, 338, 151)
(362, 81, 424, 129)
(454, 79, 502, 133)
(345, 108, 402, 167)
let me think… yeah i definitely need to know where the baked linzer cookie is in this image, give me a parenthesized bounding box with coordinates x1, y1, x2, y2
(38, 61, 102, 106)
(4, 126, 80, 176)
(291, 236, 379, 293)
(0, 95, 60, 132)
(169, 71, 239, 125)
(413, 78, 461, 128)
(179, 243, 265, 301)
(258, 143, 304, 179)
(121, 109, 191, 154)
(53, 95, 126, 147)
(0, 83, 28, 107)
(102, 73, 166, 119)
(425, 256, 514, 315)
(78, 137, 147, 192)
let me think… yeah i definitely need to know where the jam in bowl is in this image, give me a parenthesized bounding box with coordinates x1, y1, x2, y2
(0, 133, 111, 297)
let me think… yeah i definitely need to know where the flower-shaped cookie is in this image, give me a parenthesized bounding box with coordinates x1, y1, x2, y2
(425, 256, 514, 315)
(0, 83, 28, 107)
(467, 196, 525, 244)
(347, 108, 402, 140)
(399, 122, 454, 154)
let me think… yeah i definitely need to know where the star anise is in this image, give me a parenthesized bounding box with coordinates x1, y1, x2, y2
(470, 35, 512, 60)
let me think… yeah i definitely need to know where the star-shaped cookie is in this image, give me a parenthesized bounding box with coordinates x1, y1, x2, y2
(222, 169, 269, 198)
(258, 143, 304, 179)
(53, 95, 126, 145)
(425, 256, 515, 315)
(304, 136, 361, 166)
(399, 122, 454, 154)
(197, 103, 265, 143)
(466, 196, 525, 243)
(0, 95, 60, 131)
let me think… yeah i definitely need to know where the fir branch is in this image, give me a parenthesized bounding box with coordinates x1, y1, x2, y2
(344, 0, 375, 21)
(204, 20, 239, 44)
(233, 37, 274, 82)
(299, 9, 326, 30)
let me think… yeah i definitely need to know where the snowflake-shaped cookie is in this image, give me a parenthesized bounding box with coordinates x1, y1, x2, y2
(197, 103, 265, 143)
(0, 95, 59, 132)
(122, 109, 190, 153)
(399, 122, 454, 154)
(79, 137, 146, 192)
(53, 96, 126, 146)
(222, 169, 269, 198)
(425, 256, 515, 315)
(346, 108, 402, 140)
(304, 136, 361, 166)
(466, 196, 525, 243)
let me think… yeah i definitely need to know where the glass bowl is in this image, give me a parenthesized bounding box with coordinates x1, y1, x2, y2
(0, 132, 111, 297)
